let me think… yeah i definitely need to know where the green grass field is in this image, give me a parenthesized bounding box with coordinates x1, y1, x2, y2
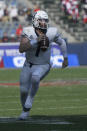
(0, 67, 87, 131)
(0, 67, 87, 118)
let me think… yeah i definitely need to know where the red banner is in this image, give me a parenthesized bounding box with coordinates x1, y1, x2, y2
(0, 57, 4, 68)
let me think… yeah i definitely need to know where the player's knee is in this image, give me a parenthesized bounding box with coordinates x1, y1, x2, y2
(20, 86, 28, 94)
(31, 75, 40, 84)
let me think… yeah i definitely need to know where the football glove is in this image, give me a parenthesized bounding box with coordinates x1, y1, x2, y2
(38, 35, 49, 51)
(62, 57, 68, 68)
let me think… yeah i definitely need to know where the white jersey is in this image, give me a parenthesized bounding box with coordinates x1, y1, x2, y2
(22, 26, 67, 65)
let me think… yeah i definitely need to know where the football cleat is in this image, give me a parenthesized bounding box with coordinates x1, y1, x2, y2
(18, 111, 29, 120)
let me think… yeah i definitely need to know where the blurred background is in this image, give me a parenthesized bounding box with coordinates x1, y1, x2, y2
(0, 0, 87, 68)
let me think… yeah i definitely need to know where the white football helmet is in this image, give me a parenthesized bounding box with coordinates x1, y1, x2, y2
(32, 10, 49, 29)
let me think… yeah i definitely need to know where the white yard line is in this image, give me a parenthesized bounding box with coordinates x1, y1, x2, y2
(0, 99, 87, 104)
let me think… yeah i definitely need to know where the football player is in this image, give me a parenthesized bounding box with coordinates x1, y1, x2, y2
(18, 10, 68, 120)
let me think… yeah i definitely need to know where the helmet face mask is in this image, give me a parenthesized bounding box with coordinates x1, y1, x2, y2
(32, 11, 49, 30)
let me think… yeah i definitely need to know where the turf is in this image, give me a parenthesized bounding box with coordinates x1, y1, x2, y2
(0, 67, 87, 130)
(0, 67, 87, 117)
(0, 67, 87, 81)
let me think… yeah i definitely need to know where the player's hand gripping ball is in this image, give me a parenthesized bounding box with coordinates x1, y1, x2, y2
(62, 57, 68, 68)
(36, 29, 49, 51)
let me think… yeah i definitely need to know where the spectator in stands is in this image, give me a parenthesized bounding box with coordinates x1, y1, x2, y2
(16, 24, 23, 37)
(0, 7, 4, 21)
(83, 4, 87, 23)
(9, 5, 19, 22)
(3, 6, 9, 22)
(81, 0, 87, 23)
(2, 32, 9, 42)
(10, 33, 17, 42)
(71, 0, 79, 23)
(18, 6, 25, 16)
(61, 0, 68, 14)
(17, 6, 25, 22)
(34, 5, 40, 12)
(61, 0, 79, 23)
(25, 8, 32, 22)
(62, 0, 72, 15)
(16, 24, 23, 41)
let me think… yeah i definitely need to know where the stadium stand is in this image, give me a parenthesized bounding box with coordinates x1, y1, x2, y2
(31, 0, 87, 43)
(0, 0, 87, 43)
(0, 0, 32, 42)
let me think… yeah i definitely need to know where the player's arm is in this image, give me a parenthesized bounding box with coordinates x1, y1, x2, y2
(19, 33, 37, 53)
(54, 34, 68, 68)
(19, 35, 31, 53)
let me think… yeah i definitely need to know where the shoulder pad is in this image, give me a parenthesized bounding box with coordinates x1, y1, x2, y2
(47, 27, 60, 40)
(22, 26, 36, 40)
